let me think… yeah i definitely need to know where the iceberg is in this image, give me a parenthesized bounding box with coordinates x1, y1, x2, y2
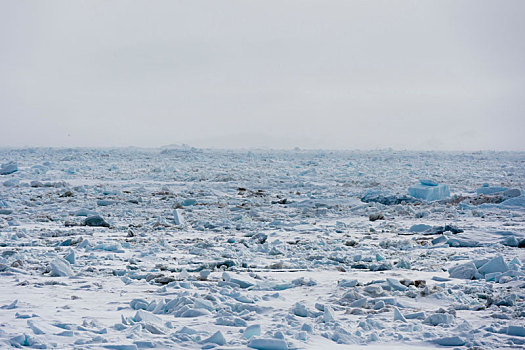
(408, 181, 450, 201)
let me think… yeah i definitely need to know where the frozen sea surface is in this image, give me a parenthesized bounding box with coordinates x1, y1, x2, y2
(0, 148, 524, 349)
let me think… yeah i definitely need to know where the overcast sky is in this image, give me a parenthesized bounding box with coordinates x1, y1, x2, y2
(1, 1, 524, 150)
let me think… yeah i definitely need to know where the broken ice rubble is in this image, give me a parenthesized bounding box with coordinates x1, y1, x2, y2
(0, 148, 524, 349)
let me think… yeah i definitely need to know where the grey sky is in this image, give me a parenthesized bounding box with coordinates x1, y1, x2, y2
(1, 0, 524, 150)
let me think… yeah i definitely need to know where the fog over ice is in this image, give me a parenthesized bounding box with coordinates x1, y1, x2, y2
(1, 0, 524, 150)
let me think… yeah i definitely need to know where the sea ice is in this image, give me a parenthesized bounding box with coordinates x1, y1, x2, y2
(0, 148, 523, 349)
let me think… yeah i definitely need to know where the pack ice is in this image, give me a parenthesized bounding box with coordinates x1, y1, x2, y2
(0, 148, 524, 349)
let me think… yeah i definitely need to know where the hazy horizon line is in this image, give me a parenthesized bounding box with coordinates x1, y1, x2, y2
(1, 144, 524, 153)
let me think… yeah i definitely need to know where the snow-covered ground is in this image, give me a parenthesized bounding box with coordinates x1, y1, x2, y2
(0, 148, 524, 349)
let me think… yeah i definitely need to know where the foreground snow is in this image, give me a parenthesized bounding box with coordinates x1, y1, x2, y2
(0, 148, 524, 349)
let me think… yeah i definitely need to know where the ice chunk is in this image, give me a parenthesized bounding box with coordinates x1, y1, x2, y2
(386, 278, 408, 291)
(64, 250, 75, 264)
(199, 269, 211, 280)
(200, 331, 226, 346)
(180, 308, 211, 317)
(173, 209, 185, 225)
(244, 325, 261, 339)
(1, 300, 18, 309)
(484, 272, 502, 282)
(432, 235, 447, 245)
(181, 198, 197, 206)
(349, 297, 368, 308)
(177, 326, 199, 335)
(374, 300, 385, 310)
(301, 323, 313, 333)
(423, 313, 454, 326)
(495, 294, 517, 306)
(292, 303, 308, 317)
(230, 277, 254, 289)
(49, 257, 74, 277)
(3, 179, 18, 187)
(393, 307, 407, 323)
(30, 180, 43, 187)
(10, 334, 38, 347)
(446, 238, 479, 247)
(396, 258, 411, 269)
(364, 285, 383, 296)
(78, 239, 92, 249)
(476, 186, 507, 195)
(448, 262, 479, 280)
(478, 256, 508, 275)
(0, 161, 18, 175)
(84, 215, 109, 227)
(503, 188, 521, 198)
(361, 190, 417, 205)
(323, 305, 335, 322)
(509, 257, 522, 266)
(27, 320, 45, 335)
(248, 338, 288, 350)
(432, 336, 465, 346)
(507, 326, 525, 337)
(130, 299, 148, 310)
(500, 195, 525, 208)
(93, 242, 124, 253)
(74, 209, 98, 217)
(405, 311, 425, 320)
(408, 183, 450, 201)
(133, 310, 162, 324)
(133, 341, 155, 349)
(420, 179, 438, 186)
(409, 224, 432, 233)
(502, 236, 519, 247)
(337, 279, 358, 287)
(103, 345, 138, 350)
